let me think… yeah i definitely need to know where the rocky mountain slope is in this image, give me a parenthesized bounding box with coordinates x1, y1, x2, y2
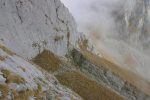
(0, 0, 150, 100)
(0, 44, 82, 100)
(0, 0, 83, 99)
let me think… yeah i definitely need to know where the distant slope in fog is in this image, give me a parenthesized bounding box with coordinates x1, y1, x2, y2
(61, 0, 150, 82)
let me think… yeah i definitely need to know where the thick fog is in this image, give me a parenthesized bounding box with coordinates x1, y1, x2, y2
(61, 0, 150, 81)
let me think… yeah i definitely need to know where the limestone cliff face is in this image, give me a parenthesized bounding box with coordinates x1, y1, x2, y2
(0, 0, 80, 58)
(0, 0, 83, 99)
(116, 0, 150, 52)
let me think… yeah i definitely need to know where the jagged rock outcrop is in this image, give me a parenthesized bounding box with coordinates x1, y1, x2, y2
(0, 0, 81, 59)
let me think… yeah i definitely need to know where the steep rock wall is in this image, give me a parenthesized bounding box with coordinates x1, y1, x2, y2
(116, 0, 150, 52)
(0, 0, 80, 58)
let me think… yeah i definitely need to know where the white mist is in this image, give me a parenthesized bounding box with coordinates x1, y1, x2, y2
(61, 0, 150, 81)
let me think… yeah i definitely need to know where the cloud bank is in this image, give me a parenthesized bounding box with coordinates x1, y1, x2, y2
(61, 0, 150, 81)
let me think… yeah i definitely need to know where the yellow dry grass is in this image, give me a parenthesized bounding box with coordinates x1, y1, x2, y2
(0, 45, 16, 56)
(79, 39, 88, 51)
(12, 84, 45, 100)
(0, 84, 9, 99)
(13, 87, 45, 100)
(1, 69, 25, 84)
(14, 89, 34, 100)
(32, 50, 61, 72)
(56, 71, 124, 100)
(0, 84, 45, 100)
(33, 84, 45, 100)
(0, 56, 6, 61)
(80, 49, 150, 96)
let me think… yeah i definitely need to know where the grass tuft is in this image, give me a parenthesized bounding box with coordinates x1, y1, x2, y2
(34, 84, 46, 99)
(79, 39, 89, 51)
(32, 50, 61, 72)
(0, 56, 6, 61)
(13, 86, 45, 100)
(0, 84, 9, 99)
(1, 69, 25, 84)
(0, 45, 16, 56)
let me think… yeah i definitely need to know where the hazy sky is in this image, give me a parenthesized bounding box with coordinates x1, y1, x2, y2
(60, 0, 124, 38)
